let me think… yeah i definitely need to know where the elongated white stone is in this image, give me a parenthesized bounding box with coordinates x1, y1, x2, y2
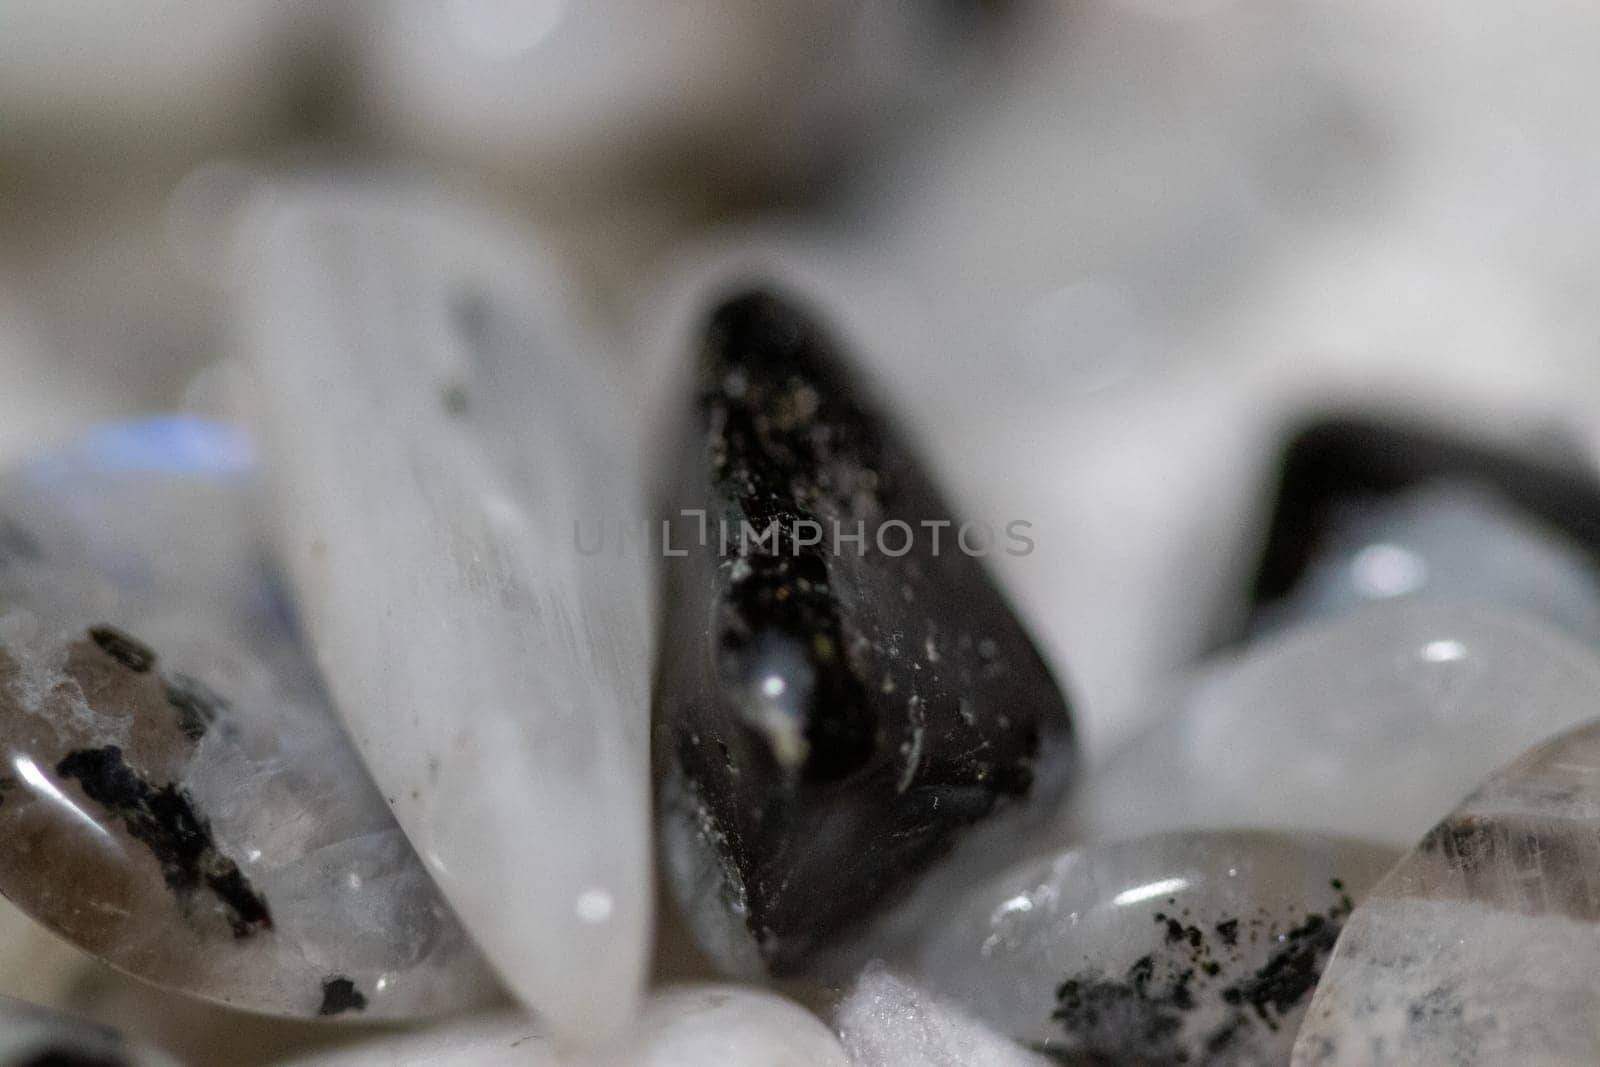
(0, 417, 497, 1019)
(1294, 718, 1600, 1066)
(239, 184, 654, 1041)
(835, 965, 1052, 1067)
(1066, 601, 1600, 848)
(0, 995, 180, 1066)
(277, 985, 849, 1067)
(917, 831, 1397, 1066)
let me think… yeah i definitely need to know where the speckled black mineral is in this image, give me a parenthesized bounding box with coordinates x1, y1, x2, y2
(654, 287, 1075, 974)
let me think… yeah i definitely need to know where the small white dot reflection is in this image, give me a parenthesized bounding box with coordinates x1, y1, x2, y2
(760, 676, 787, 699)
(13, 756, 109, 841)
(1351, 543, 1428, 599)
(576, 889, 614, 924)
(1112, 877, 1190, 908)
(447, 0, 568, 61)
(1421, 639, 1469, 664)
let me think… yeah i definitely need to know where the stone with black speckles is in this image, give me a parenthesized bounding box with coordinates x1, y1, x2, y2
(0, 417, 497, 1020)
(1295, 717, 1600, 1066)
(655, 286, 1076, 977)
(916, 830, 1397, 1066)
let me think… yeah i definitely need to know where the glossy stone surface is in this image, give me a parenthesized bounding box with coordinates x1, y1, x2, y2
(917, 831, 1397, 1066)
(835, 965, 1051, 1067)
(656, 287, 1076, 976)
(278, 986, 850, 1067)
(0, 416, 496, 1019)
(1257, 483, 1600, 644)
(1294, 718, 1600, 1065)
(1236, 416, 1600, 647)
(1066, 601, 1600, 848)
(0, 995, 180, 1066)
(240, 185, 654, 1041)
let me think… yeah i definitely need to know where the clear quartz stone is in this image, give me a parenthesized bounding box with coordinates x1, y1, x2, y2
(239, 183, 655, 1042)
(0, 416, 497, 1019)
(915, 831, 1398, 1066)
(1294, 717, 1600, 1066)
(835, 964, 1053, 1067)
(1065, 601, 1600, 848)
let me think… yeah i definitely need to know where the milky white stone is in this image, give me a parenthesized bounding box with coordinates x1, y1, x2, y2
(239, 183, 654, 1041)
(914, 831, 1396, 1066)
(1295, 718, 1600, 1065)
(835, 965, 1051, 1067)
(1258, 483, 1600, 645)
(0, 995, 179, 1066)
(277, 986, 848, 1067)
(1065, 601, 1600, 848)
(351, 0, 985, 194)
(0, 417, 498, 1019)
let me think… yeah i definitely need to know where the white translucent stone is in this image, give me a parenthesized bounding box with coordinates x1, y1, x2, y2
(1259, 483, 1600, 645)
(1294, 718, 1600, 1066)
(0, 417, 498, 1019)
(915, 832, 1397, 1066)
(239, 182, 654, 1041)
(835, 965, 1052, 1067)
(277, 985, 849, 1067)
(1066, 601, 1600, 848)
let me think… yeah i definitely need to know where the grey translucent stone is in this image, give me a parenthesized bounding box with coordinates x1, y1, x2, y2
(1257, 483, 1600, 644)
(0, 995, 180, 1066)
(1294, 718, 1600, 1066)
(0, 417, 497, 1019)
(916, 831, 1398, 1066)
(1066, 601, 1600, 848)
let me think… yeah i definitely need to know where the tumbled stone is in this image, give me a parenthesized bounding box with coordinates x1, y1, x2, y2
(1255, 482, 1600, 644)
(0, 416, 496, 1019)
(277, 985, 850, 1067)
(1294, 717, 1600, 1066)
(916, 831, 1398, 1066)
(240, 185, 654, 1041)
(835, 964, 1052, 1067)
(655, 287, 1076, 976)
(1066, 601, 1600, 848)
(1234, 415, 1600, 646)
(0, 995, 180, 1066)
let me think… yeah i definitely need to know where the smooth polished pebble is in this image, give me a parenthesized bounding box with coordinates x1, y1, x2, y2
(277, 986, 849, 1067)
(0, 995, 181, 1066)
(1295, 718, 1600, 1066)
(1065, 600, 1600, 848)
(0, 416, 497, 1019)
(240, 183, 655, 1042)
(655, 286, 1075, 977)
(917, 831, 1398, 1066)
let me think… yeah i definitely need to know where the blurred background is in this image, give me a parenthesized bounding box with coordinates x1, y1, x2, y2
(5, 0, 1600, 1060)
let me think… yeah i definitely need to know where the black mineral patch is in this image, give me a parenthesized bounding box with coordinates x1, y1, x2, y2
(161, 673, 228, 742)
(87, 627, 156, 674)
(55, 746, 272, 938)
(655, 287, 1076, 974)
(1047, 888, 1356, 1064)
(319, 976, 368, 1016)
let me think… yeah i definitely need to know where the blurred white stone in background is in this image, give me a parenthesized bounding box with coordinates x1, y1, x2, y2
(0, 995, 180, 1066)
(0, 0, 305, 157)
(352, 0, 991, 199)
(279, 986, 850, 1067)
(1064, 601, 1600, 848)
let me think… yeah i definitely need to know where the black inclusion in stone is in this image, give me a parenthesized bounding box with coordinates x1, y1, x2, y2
(318, 976, 368, 1016)
(162, 672, 228, 743)
(655, 286, 1076, 974)
(1221, 414, 1600, 648)
(87, 626, 157, 674)
(55, 746, 272, 938)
